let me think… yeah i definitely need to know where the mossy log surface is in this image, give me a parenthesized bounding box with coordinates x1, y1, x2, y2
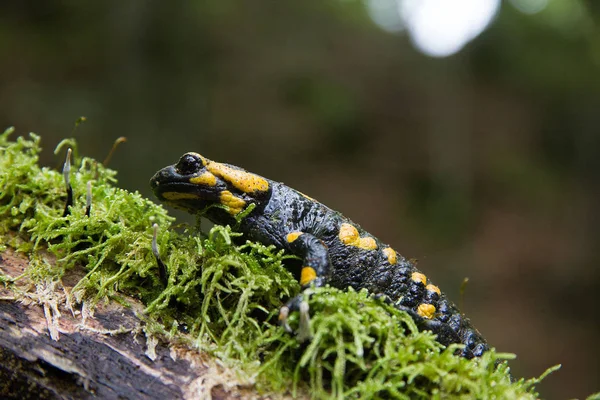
(0, 249, 235, 400)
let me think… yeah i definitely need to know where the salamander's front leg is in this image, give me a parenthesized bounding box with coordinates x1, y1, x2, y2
(278, 231, 330, 341)
(286, 231, 330, 288)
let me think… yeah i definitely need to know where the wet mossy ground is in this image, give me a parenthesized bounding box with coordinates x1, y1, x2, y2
(0, 127, 561, 399)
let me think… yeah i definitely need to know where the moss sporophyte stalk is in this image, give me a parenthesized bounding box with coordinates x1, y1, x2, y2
(0, 127, 559, 398)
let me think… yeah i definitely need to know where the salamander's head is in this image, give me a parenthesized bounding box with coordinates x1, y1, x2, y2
(150, 152, 271, 216)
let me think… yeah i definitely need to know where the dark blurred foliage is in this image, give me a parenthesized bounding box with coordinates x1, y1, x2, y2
(1, 1, 599, 398)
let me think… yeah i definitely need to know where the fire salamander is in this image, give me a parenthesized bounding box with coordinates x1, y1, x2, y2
(150, 152, 489, 359)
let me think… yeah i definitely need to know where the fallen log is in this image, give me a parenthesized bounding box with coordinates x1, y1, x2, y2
(0, 249, 248, 400)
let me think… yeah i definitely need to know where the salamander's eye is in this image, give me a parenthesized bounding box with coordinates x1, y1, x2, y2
(176, 153, 203, 175)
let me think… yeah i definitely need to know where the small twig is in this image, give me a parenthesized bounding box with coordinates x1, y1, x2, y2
(85, 181, 92, 217)
(62, 148, 73, 217)
(152, 224, 168, 286)
(103, 137, 127, 167)
(459, 277, 469, 312)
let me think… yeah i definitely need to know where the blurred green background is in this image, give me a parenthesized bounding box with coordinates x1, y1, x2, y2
(1, 1, 599, 398)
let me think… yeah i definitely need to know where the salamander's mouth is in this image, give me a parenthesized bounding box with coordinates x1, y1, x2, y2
(150, 167, 188, 197)
(151, 179, 194, 200)
(150, 166, 216, 210)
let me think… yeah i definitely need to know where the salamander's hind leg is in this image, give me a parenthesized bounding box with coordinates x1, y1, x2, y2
(371, 295, 468, 355)
(278, 231, 330, 341)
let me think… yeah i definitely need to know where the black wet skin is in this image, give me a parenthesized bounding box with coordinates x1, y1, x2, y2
(151, 153, 489, 358)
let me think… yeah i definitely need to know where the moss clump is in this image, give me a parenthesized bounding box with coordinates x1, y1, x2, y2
(0, 127, 559, 398)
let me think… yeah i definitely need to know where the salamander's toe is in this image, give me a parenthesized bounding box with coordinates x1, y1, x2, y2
(279, 305, 292, 333)
(297, 301, 312, 342)
(279, 296, 312, 341)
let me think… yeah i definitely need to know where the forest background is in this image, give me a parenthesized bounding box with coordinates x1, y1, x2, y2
(1, 1, 598, 399)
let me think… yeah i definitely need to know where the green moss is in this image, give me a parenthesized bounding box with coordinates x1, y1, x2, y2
(0, 127, 559, 398)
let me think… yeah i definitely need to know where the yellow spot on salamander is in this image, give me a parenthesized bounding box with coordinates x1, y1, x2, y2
(360, 237, 377, 250)
(426, 284, 441, 295)
(286, 231, 304, 243)
(207, 161, 269, 193)
(190, 171, 217, 186)
(300, 266, 317, 286)
(417, 303, 436, 319)
(338, 223, 378, 251)
(220, 190, 246, 215)
(411, 272, 427, 285)
(162, 192, 200, 200)
(382, 247, 397, 264)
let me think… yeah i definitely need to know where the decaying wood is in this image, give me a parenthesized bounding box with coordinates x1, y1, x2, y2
(0, 249, 256, 400)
